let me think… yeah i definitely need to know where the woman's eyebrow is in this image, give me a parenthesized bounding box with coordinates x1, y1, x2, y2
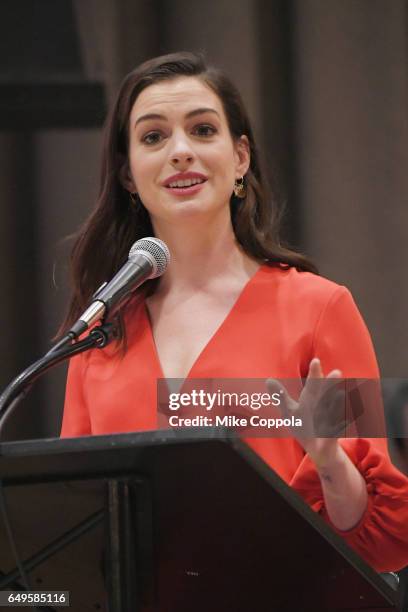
(185, 107, 219, 119)
(134, 107, 220, 127)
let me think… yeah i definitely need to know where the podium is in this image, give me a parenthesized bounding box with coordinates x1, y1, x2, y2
(0, 429, 401, 611)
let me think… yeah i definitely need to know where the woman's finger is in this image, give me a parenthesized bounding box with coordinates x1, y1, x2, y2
(308, 357, 323, 378)
(266, 378, 296, 416)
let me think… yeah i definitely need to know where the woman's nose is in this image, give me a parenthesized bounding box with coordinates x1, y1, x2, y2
(169, 133, 195, 167)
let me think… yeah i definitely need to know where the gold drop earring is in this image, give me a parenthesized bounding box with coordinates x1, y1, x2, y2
(233, 176, 246, 198)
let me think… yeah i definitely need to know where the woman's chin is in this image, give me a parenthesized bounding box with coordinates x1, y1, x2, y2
(174, 202, 209, 217)
(148, 194, 230, 227)
(166, 198, 223, 220)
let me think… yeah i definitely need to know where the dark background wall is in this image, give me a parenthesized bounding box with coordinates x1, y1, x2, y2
(0, 0, 407, 440)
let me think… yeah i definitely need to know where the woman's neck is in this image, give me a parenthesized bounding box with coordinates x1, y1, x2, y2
(151, 216, 259, 295)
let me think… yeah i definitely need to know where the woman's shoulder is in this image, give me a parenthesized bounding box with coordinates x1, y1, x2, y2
(258, 264, 349, 306)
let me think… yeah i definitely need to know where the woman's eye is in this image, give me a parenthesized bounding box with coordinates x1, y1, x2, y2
(142, 131, 163, 145)
(193, 124, 217, 137)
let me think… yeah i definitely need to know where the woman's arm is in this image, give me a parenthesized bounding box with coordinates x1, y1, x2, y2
(310, 438, 368, 531)
(284, 286, 408, 572)
(61, 353, 92, 437)
(301, 358, 368, 531)
(270, 357, 369, 531)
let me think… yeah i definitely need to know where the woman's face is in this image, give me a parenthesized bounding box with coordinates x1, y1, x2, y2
(122, 76, 250, 227)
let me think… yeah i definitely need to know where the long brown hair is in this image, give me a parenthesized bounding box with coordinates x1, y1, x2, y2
(59, 51, 317, 338)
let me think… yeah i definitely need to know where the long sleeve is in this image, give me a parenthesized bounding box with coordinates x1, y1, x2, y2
(292, 438, 408, 572)
(61, 353, 92, 437)
(311, 286, 379, 379)
(291, 286, 408, 572)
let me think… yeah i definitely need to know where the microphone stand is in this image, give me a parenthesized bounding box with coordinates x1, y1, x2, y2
(0, 323, 117, 430)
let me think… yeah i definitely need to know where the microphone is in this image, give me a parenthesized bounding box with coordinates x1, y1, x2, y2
(69, 237, 170, 339)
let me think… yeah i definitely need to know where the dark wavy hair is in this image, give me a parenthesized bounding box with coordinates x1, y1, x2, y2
(59, 51, 317, 339)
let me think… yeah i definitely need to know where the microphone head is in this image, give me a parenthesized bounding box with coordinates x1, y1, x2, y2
(128, 237, 170, 279)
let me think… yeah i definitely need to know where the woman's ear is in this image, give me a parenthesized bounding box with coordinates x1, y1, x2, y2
(118, 155, 137, 193)
(234, 135, 251, 178)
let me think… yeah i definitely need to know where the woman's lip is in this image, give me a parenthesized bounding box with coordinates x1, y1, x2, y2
(163, 172, 207, 186)
(164, 181, 206, 196)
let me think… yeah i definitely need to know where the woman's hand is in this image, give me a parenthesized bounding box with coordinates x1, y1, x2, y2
(267, 357, 345, 466)
(267, 358, 368, 531)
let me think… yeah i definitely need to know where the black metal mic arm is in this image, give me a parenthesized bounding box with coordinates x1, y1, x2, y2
(0, 323, 117, 424)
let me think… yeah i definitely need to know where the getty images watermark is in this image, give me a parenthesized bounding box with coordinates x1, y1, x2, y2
(157, 378, 389, 438)
(165, 387, 302, 430)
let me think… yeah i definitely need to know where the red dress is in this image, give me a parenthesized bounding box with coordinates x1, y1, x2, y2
(61, 265, 408, 572)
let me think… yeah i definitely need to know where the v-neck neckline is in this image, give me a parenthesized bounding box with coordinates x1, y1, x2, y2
(143, 264, 267, 381)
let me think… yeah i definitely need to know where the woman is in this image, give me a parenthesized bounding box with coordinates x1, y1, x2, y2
(61, 52, 408, 573)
